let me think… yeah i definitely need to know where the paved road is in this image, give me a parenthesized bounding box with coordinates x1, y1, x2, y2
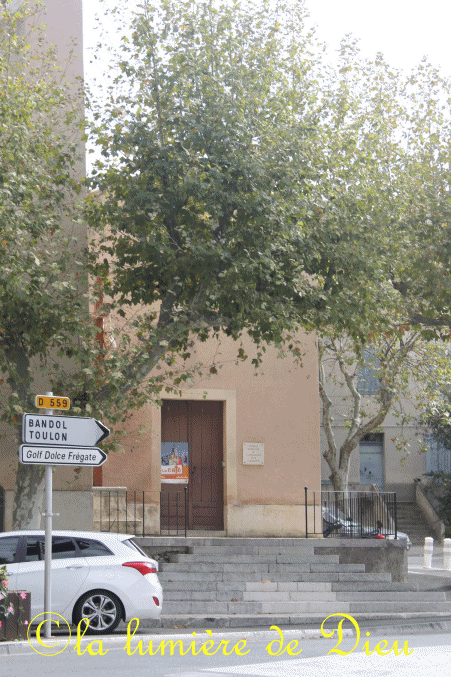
(2, 627, 451, 677)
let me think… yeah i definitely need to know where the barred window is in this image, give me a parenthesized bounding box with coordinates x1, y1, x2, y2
(357, 349, 380, 396)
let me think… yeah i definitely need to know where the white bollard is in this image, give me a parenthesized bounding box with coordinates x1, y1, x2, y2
(423, 536, 434, 569)
(444, 538, 451, 571)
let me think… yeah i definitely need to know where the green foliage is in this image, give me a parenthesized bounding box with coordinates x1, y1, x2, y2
(86, 0, 451, 361)
(318, 328, 451, 491)
(85, 0, 451, 476)
(6, 0, 451, 516)
(421, 343, 451, 454)
(0, 1, 87, 422)
(86, 0, 326, 363)
(423, 472, 451, 527)
(0, 565, 10, 620)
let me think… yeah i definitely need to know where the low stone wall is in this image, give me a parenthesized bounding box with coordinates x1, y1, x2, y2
(4, 490, 93, 531)
(314, 539, 408, 582)
(225, 504, 322, 538)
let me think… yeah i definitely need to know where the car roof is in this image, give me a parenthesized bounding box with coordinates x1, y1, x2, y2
(0, 530, 135, 541)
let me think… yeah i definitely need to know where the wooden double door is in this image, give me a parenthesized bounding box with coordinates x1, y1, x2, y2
(161, 400, 224, 531)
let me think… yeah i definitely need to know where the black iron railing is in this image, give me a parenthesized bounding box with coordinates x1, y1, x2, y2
(95, 486, 397, 540)
(0, 485, 4, 532)
(94, 488, 188, 537)
(304, 487, 397, 540)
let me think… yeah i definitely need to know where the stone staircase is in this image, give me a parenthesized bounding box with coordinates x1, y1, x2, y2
(137, 537, 451, 628)
(396, 502, 436, 546)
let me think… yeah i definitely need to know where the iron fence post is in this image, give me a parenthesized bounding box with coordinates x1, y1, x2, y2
(184, 486, 188, 538)
(304, 487, 308, 538)
(313, 491, 316, 536)
(117, 490, 119, 534)
(394, 492, 397, 539)
(133, 491, 136, 535)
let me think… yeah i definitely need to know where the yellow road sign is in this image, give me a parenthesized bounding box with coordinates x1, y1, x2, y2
(35, 395, 70, 410)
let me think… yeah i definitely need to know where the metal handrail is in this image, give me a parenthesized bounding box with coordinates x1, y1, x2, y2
(93, 487, 188, 536)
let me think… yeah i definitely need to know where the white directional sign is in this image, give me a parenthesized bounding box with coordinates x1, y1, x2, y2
(20, 445, 107, 467)
(22, 414, 110, 446)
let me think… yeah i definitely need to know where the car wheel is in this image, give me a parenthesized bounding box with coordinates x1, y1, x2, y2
(73, 590, 123, 634)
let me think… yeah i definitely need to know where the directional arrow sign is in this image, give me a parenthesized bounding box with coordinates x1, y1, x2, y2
(22, 414, 110, 447)
(20, 445, 107, 467)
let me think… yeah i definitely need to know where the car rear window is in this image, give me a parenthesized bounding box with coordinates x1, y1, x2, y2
(122, 539, 148, 557)
(75, 539, 113, 557)
(0, 536, 20, 564)
(49, 537, 77, 560)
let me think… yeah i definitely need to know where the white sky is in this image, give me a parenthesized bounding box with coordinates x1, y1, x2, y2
(83, 0, 451, 78)
(304, 0, 451, 74)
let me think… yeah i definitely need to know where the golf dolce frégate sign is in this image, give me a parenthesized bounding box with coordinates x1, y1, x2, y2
(19, 399, 110, 468)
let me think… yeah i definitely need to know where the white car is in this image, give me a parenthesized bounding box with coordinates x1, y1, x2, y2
(0, 530, 163, 634)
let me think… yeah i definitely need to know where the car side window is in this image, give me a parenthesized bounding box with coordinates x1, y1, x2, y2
(23, 536, 76, 560)
(25, 537, 44, 562)
(74, 539, 113, 557)
(0, 536, 20, 564)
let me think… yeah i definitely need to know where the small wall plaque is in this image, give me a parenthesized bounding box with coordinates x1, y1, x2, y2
(243, 442, 264, 465)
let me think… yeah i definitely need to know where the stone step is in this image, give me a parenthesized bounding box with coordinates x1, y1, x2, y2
(242, 591, 337, 602)
(138, 537, 324, 548)
(395, 503, 436, 543)
(336, 591, 446, 601)
(159, 570, 393, 583)
(331, 581, 414, 592)
(161, 601, 353, 614)
(187, 546, 317, 555)
(164, 591, 245, 601)
(159, 562, 366, 573)
(163, 588, 445, 603)
(349, 601, 451, 613)
(169, 553, 340, 564)
(161, 581, 247, 591)
(246, 582, 333, 592)
(161, 599, 451, 614)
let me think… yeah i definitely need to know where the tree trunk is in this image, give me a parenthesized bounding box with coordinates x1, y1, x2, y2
(329, 466, 350, 495)
(12, 462, 45, 529)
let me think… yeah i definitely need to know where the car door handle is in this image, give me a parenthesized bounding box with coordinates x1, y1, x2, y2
(65, 565, 84, 569)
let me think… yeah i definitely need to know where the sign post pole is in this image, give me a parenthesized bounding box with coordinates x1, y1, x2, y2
(19, 394, 109, 642)
(44, 392, 53, 641)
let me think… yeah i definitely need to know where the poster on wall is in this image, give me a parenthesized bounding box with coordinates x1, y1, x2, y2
(161, 442, 189, 483)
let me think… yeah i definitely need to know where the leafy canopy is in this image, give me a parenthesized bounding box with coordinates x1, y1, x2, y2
(86, 0, 330, 364)
(0, 1, 86, 420)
